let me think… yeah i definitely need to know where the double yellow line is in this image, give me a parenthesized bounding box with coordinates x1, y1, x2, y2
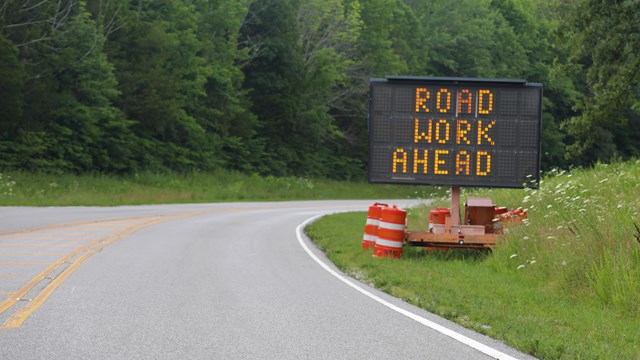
(0, 210, 211, 330)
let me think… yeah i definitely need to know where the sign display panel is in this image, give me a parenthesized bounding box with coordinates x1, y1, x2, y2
(368, 76, 542, 188)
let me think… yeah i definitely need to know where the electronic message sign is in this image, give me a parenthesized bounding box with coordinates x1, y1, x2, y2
(368, 76, 542, 188)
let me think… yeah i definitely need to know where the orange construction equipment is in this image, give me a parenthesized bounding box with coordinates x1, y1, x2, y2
(361, 203, 387, 250)
(405, 188, 504, 249)
(373, 205, 406, 258)
(499, 207, 527, 226)
(436, 207, 450, 226)
(428, 210, 438, 231)
(495, 206, 508, 216)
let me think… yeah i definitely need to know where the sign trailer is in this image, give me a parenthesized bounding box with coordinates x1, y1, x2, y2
(368, 76, 542, 249)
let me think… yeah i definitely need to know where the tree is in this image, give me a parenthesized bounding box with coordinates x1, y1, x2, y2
(190, 0, 261, 173)
(492, 0, 575, 170)
(104, 0, 212, 171)
(45, 5, 136, 172)
(240, 0, 364, 177)
(1, 0, 79, 138)
(0, 33, 25, 138)
(0, 0, 136, 172)
(240, 0, 304, 175)
(561, 0, 640, 165)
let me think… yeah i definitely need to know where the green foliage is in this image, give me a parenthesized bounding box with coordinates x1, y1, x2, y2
(190, 0, 259, 172)
(358, 0, 410, 76)
(240, 0, 366, 178)
(0, 0, 137, 172)
(103, 0, 211, 170)
(49, 6, 136, 172)
(0, 169, 434, 206)
(561, 0, 640, 165)
(0, 34, 25, 136)
(0, 0, 636, 178)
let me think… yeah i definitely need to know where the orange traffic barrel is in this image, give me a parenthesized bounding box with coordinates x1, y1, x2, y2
(510, 208, 527, 223)
(428, 210, 438, 232)
(373, 205, 406, 258)
(495, 206, 508, 215)
(498, 208, 527, 226)
(361, 203, 387, 250)
(437, 207, 450, 224)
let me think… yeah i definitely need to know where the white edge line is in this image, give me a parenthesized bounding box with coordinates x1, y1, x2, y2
(296, 214, 520, 360)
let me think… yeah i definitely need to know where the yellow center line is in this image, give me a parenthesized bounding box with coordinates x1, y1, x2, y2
(0, 209, 218, 329)
(0, 215, 171, 237)
(0, 221, 157, 316)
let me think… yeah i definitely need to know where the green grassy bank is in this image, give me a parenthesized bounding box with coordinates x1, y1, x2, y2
(306, 160, 640, 359)
(0, 170, 437, 206)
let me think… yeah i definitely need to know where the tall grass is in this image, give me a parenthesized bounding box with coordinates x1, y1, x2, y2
(471, 161, 640, 315)
(307, 160, 640, 358)
(415, 161, 640, 315)
(0, 170, 439, 206)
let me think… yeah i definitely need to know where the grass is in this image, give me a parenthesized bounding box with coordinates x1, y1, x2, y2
(0, 170, 441, 206)
(306, 160, 640, 359)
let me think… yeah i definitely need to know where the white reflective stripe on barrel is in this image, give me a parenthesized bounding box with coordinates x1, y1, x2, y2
(366, 218, 380, 226)
(378, 221, 405, 231)
(374, 238, 403, 249)
(363, 234, 377, 242)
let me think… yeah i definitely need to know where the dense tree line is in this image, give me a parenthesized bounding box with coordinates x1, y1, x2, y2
(0, 0, 638, 178)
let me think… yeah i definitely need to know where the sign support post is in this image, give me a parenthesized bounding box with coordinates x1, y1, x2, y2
(451, 186, 460, 227)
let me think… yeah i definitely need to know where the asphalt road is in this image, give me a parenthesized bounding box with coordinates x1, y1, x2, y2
(0, 201, 535, 359)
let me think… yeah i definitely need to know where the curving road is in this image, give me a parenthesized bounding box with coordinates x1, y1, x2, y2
(0, 201, 535, 359)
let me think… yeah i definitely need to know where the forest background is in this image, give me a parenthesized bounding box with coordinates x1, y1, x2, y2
(1, 0, 638, 179)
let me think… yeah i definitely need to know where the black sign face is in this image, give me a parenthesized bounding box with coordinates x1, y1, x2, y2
(368, 76, 542, 188)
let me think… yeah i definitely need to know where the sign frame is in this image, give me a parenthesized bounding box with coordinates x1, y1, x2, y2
(368, 76, 543, 189)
